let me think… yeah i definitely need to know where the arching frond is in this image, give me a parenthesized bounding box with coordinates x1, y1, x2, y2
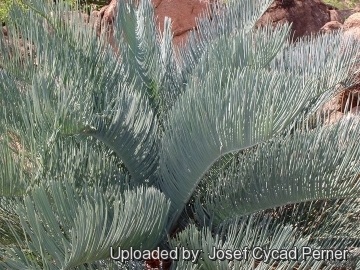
(178, 0, 274, 74)
(193, 23, 290, 77)
(193, 117, 360, 225)
(1, 1, 160, 185)
(170, 207, 360, 270)
(160, 24, 360, 227)
(84, 85, 160, 185)
(113, 0, 183, 113)
(0, 183, 170, 269)
(169, 215, 309, 270)
(160, 62, 357, 222)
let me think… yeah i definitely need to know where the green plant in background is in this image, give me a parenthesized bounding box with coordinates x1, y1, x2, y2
(324, 0, 360, 9)
(1, 0, 360, 269)
(0, 0, 14, 23)
(0, 0, 109, 24)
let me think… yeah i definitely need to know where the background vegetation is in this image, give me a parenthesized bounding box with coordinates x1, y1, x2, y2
(324, 0, 360, 9)
(0, 0, 109, 24)
(3, 0, 360, 24)
(0, 0, 13, 24)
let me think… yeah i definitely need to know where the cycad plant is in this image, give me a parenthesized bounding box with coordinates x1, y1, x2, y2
(1, 0, 360, 269)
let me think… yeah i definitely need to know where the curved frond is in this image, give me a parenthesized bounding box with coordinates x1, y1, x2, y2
(169, 216, 310, 270)
(113, 0, 183, 113)
(195, 117, 360, 225)
(270, 32, 360, 117)
(193, 23, 291, 77)
(171, 207, 360, 270)
(84, 85, 160, 185)
(0, 183, 170, 269)
(178, 0, 274, 72)
(160, 24, 360, 226)
(160, 63, 351, 220)
(0, 1, 160, 185)
(270, 32, 360, 87)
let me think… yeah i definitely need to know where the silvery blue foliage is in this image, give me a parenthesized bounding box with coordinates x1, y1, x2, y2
(0, 0, 360, 269)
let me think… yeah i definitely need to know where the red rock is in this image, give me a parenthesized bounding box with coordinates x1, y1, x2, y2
(337, 86, 360, 113)
(329, 10, 341, 22)
(320, 21, 342, 33)
(154, 0, 210, 45)
(94, 0, 119, 50)
(256, 0, 330, 40)
(96, 0, 335, 46)
(343, 12, 360, 29)
(95, 0, 210, 47)
(343, 13, 360, 40)
(329, 9, 355, 23)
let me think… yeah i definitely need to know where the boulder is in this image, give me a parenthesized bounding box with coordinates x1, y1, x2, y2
(329, 9, 355, 23)
(320, 21, 342, 33)
(256, 0, 330, 40)
(331, 14, 360, 115)
(154, 0, 210, 45)
(344, 12, 360, 29)
(95, 0, 210, 47)
(343, 13, 360, 40)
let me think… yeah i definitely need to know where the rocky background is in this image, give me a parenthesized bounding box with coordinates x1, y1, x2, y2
(4, 0, 360, 47)
(91, 0, 360, 44)
(3, 0, 360, 122)
(78, 0, 360, 123)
